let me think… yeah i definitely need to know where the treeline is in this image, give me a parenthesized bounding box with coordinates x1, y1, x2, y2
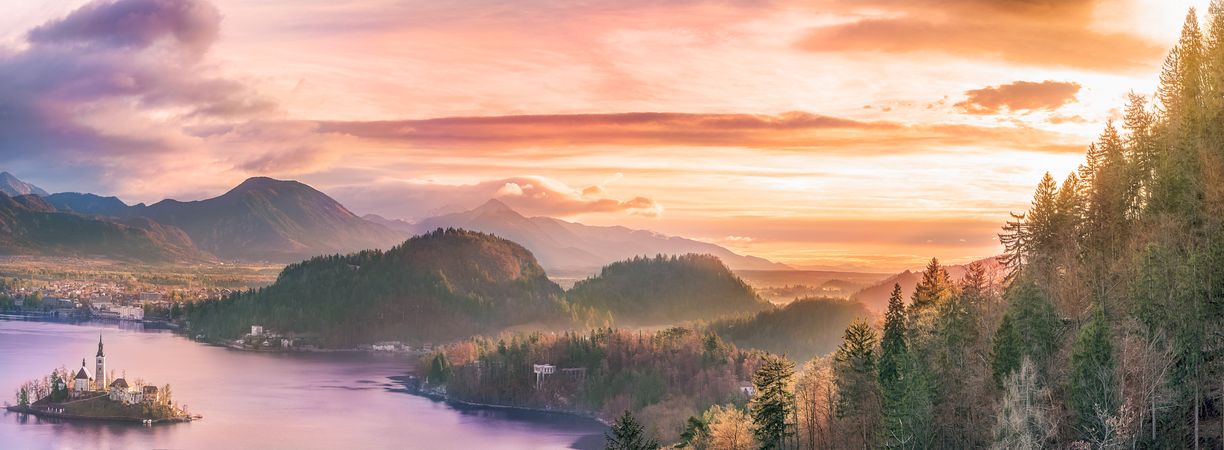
(425, 327, 766, 442)
(567, 254, 768, 326)
(184, 241, 771, 347)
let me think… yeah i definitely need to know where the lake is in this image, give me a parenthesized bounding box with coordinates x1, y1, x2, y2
(0, 319, 606, 449)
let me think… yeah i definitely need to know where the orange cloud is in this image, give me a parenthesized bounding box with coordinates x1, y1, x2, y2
(319, 112, 1083, 154)
(797, 0, 1165, 71)
(955, 80, 1082, 115)
(330, 175, 662, 220)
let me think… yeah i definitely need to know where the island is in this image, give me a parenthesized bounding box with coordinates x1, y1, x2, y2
(4, 335, 199, 424)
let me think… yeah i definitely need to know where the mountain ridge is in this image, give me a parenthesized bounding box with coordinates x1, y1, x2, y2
(404, 199, 789, 275)
(45, 177, 404, 262)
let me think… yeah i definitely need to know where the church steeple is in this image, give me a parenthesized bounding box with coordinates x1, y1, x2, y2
(95, 335, 106, 390)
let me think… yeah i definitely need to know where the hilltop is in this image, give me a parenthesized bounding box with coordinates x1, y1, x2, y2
(183, 228, 567, 346)
(45, 177, 403, 262)
(710, 297, 871, 362)
(0, 172, 49, 197)
(565, 253, 769, 326)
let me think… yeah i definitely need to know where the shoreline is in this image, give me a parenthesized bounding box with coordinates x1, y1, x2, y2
(2, 316, 604, 427)
(3, 405, 201, 425)
(407, 386, 610, 427)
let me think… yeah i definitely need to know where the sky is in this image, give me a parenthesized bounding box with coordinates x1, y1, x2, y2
(0, 0, 1211, 271)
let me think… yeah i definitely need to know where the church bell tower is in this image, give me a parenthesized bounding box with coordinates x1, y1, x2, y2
(95, 335, 106, 390)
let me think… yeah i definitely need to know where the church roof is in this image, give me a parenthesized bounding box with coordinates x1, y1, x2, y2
(97, 334, 105, 357)
(74, 367, 91, 380)
(109, 378, 129, 389)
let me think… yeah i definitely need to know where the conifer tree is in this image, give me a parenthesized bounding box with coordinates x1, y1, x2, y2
(991, 277, 1059, 386)
(751, 354, 796, 450)
(834, 319, 881, 449)
(1069, 310, 1117, 443)
(605, 410, 659, 450)
(878, 284, 906, 394)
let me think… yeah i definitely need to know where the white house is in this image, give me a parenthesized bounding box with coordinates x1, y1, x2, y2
(108, 378, 144, 405)
(116, 305, 144, 321)
(250, 325, 264, 336)
(372, 341, 402, 352)
(533, 364, 556, 389)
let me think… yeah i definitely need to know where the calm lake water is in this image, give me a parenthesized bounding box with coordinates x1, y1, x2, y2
(0, 319, 606, 449)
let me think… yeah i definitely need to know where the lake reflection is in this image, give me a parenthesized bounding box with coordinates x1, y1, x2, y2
(0, 319, 606, 449)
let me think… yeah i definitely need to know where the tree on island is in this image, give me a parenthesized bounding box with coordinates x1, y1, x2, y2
(49, 370, 67, 402)
(605, 410, 659, 450)
(17, 386, 29, 407)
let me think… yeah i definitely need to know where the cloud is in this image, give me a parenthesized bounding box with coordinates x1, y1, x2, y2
(796, 0, 1165, 71)
(954, 80, 1082, 115)
(27, 0, 221, 55)
(319, 111, 1082, 154)
(330, 175, 663, 220)
(0, 0, 323, 198)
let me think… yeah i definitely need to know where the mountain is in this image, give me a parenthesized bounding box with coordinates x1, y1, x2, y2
(48, 177, 403, 262)
(44, 192, 134, 217)
(849, 256, 1005, 314)
(0, 193, 212, 263)
(566, 253, 769, 325)
(183, 228, 567, 346)
(409, 199, 789, 275)
(362, 213, 415, 233)
(0, 172, 49, 197)
(711, 297, 872, 362)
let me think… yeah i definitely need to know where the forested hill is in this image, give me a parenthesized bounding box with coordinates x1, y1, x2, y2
(710, 297, 870, 362)
(0, 192, 212, 263)
(182, 228, 568, 346)
(565, 254, 769, 325)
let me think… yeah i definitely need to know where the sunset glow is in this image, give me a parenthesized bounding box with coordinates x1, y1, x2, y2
(0, 0, 1210, 270)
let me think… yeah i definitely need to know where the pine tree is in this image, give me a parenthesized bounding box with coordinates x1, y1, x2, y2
(750, 354, 796, 450)
(605, 410, 659, 450)
(991, 277, 1059, 386)
(1122, 93, 1157, 209)
(834, 319, 881, 449)
(909, 258, 954, 335)
(1069, 310, 1117, 443)
(1001, 174, 1061, 280)
(878, 284, 906, 394)
(428, 352, 451, 385)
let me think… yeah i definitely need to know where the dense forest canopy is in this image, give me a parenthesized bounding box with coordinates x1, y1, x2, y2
(183, 228, 568, 346)
(566, 254, 769, 326)
(571, 7, 1224, 447)
(766, 7, 1224, 449)
(710, 297, 870, 363)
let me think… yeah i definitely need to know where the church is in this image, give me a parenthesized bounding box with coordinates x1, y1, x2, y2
(71, 335, 107, 396)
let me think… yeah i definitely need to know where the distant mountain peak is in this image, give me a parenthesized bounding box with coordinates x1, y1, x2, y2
(0, 171, 49, 197)
(475, 198, 516, 214)
(229, 176, 306, 193)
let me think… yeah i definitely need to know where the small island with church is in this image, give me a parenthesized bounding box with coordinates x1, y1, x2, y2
(4, 335, 199, 424)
